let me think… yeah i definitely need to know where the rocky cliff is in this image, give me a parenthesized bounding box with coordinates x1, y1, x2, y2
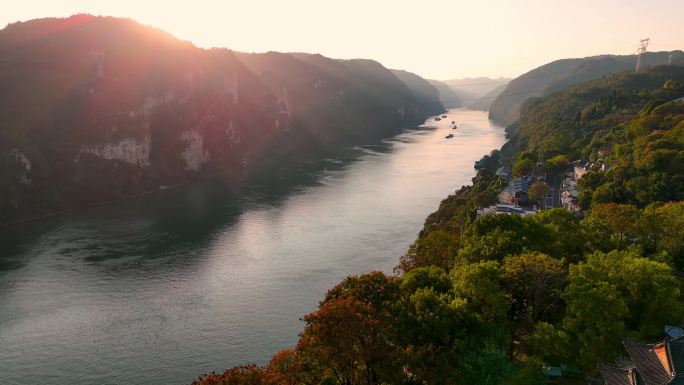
(0, 15, 439, 224)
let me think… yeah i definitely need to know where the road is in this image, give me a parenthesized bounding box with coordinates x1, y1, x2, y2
(545, 173, 562, 209)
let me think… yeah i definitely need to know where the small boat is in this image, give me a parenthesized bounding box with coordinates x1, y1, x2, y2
(435, 117, 442, 121)
(445, 133, 454, 139)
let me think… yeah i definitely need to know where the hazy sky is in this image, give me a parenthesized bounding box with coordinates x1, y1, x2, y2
(2, 0, 683, 79)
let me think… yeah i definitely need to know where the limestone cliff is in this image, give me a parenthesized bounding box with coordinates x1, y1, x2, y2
(0, 15, 434, 224)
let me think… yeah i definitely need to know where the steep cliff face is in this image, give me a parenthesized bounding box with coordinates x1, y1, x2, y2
(0, 15, 431, 224)
(489, 51, 684, 126)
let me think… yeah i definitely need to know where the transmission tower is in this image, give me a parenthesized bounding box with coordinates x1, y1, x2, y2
(635, 38, 649, 72)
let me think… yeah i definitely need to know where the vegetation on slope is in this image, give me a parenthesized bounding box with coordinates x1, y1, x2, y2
(490, 51, 684, 125)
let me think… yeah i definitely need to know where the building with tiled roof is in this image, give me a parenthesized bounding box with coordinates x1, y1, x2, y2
(600, 327, 684, 385)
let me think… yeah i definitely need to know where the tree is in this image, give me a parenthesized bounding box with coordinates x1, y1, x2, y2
(526, 322, 571, 363)
(395, 288, 471, 385)
(641, 202, 684, 269)
(297, 297, 391, 385)
(573, 250, 683, 339)
(513, 158, 535, 177)
(561, 277, 628, 369)
(451, 261, 511, 330)
(301, 272, 403, 385)
(396, 230, 458, 273)
(527, 182, 548, 207)
(458, 342, 515, 385)
(510, 360, 548, 385)
(191, 365, 273, 385)
(501, 252, 567, 330)
(589, 203, 641, 248)
(533, 208, 586, 262)
(562, 249, 684, 369)
(545, 154, 570, 174)
(400, 266, 452, 295)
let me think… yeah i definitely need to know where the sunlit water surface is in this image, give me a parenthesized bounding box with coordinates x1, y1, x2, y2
(0, 109, 505, 385)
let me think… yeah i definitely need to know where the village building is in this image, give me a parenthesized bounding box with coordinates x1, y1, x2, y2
(600, 326, 684, 385)
(495, 166, 511, 179)
(498, 176, 534, 205)
(573, 160, 591, 180)
(560, 177, 581, 212)
(476, 203, 536, 217)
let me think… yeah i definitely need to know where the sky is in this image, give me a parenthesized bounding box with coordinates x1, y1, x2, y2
(2, 0, 683, 80)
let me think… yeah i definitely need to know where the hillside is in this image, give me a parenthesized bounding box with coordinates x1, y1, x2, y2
(467, 83, 507, 111)
(443, 77, 511, 101)
(390, 69, 445, 115)
(489, 51, 684, 126)
(505, 65, 684, 207)
(0, 15, 441, 225)
(427, 79, 463, 108)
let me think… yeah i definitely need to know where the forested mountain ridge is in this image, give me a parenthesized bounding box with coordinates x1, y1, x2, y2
(427, 79, 463, 109)
(391, 69, 445, 116)
(506, 65, 684, 208)
(490, 51, 684, 125)
(192, 66, 684, 385)
(0, 15, 442, 225)
(467, 83, 508, 111)
(430, 77, 511, 111)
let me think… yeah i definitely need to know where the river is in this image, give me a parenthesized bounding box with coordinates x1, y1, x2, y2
(0, 109, 506, 385)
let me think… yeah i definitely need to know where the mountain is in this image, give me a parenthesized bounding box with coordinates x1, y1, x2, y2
(390, 69, 445, 115)
(426, 79, 462, 108)
(466, 83, 507, 111)
(442, 77, 511, 100)
(427, 77, 510, 110)
(489, 51, 684, 126)
(0, 15, 440, 225)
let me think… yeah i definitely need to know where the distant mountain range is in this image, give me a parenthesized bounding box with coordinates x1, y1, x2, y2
(0, 15, 443, 225)
(489, 51, 684, 126)
(428, 77, 511, 111)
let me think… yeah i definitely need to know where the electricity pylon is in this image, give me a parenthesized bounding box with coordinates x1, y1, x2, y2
(635, 38, 649, 72)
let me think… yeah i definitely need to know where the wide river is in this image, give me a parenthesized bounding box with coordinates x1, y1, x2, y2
(0, 109, 505, 385)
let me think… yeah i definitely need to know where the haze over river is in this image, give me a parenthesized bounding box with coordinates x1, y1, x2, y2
(0, 109, 506, 385)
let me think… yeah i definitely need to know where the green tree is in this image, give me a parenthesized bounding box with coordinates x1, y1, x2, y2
(546, 154, 570, 174)
(527, 182, 548, 207)
(533, 208, 586, 261)
(526, 322, 571, 363)
(561, 277, 627, 369)
(397, 230, 458, 273)
(458, 342, 515, 385)
(562, 249, 684, 369)
(451, 261, 511, 332)
(502, 252, 567, 330)
(513, 158, 536, 177)
(589, 203, 641, 248)
(400, 266, 452, 294)
(641, 202, 684, 269)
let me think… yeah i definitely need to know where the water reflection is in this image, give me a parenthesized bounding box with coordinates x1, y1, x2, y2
(0, 109, 506, 385)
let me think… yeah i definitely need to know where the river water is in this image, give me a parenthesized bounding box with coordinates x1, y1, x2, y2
(0, 109, 505, 385)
